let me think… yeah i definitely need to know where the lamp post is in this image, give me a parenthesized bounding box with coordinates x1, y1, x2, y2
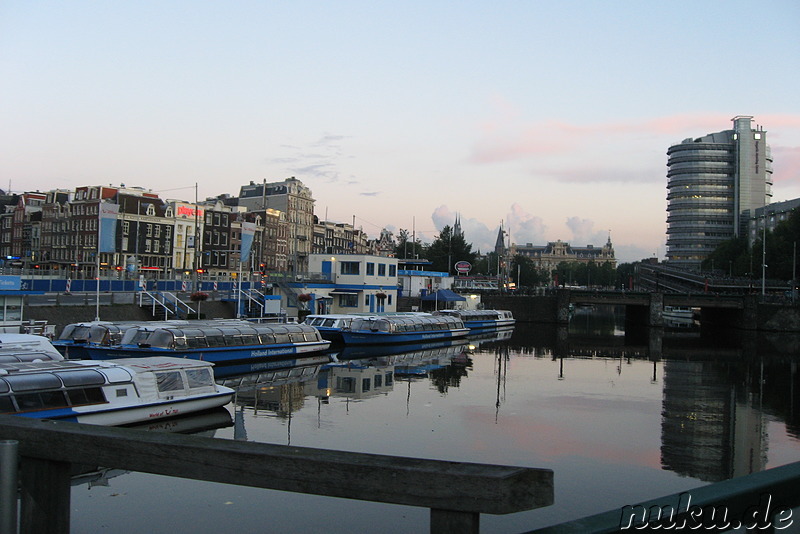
(762, 215, 767, 296)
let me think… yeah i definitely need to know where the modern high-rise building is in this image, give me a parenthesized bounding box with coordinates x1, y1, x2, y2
(665, 116, 773, 270)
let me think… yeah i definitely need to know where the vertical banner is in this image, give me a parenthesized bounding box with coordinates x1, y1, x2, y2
(98, 203, 120, 253)
(240, 222, 256, 264)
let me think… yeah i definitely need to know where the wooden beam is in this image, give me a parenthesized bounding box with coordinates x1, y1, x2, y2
(1, 415, 553, 516)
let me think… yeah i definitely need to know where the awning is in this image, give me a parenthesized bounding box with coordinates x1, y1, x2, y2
(329, 289, 363, 295)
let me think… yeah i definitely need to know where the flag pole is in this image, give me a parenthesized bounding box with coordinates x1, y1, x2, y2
(95, 203, 101, 321)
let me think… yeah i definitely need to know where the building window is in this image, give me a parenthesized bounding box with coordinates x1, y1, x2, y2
(340, 261, 359, 275)
(389, 265, 396, 277)
(338, 293, 358, 307)
(366, 262, 374, 275)
(378, 264, 386, 276)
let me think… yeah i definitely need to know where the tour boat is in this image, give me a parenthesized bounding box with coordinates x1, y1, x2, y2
(79, 321, 331, 365)
(339, 314, 469, 345)
(434, 309, 515, 330)
(53, 321, 153, 360)
(662, 306, 696, 328)
(303, 312, 433, 343)
(302, 314, 362, 342)
(0, 333, 66, 362)
(0, 356, 234, 426)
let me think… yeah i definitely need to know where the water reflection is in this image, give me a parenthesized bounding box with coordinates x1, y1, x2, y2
(69, 407, 234, 488)
(69, 312, 800, 533)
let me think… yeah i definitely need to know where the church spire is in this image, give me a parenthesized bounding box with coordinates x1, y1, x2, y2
(453, 213, 462, 238)
(495, 222, 506, 255)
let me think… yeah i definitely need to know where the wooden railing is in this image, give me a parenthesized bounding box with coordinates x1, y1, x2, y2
(0, 415, 553, 534)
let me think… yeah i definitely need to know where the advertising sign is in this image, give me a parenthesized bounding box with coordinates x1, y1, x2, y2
(454, 261, 472, 274)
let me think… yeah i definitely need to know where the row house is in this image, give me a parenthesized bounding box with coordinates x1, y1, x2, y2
(14, 177, 329, 278)
(168, 200, 204, 272)
(311, 219, 373, 255)
(199, 200, 238, 275)
(238, 177, 315, 274)
(39, 190, 72, 269)
(114, 191, 174, 274)
(12, 192, 46, 262)
(0, 192, 46, 265)
(244, 208, 288, 273)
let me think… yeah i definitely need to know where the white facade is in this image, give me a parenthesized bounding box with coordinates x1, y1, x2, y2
(397, 268, 453, 298)
(168, 201, 204, 272)
(305, 254, 398, 314)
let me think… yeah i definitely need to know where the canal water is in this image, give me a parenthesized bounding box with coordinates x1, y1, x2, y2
(70, 307, 800, 533)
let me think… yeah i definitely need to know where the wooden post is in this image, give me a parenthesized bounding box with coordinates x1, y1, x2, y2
(19, 457, 71, 534)
(0, 440, 18, 534)
(430, 509, 479, 534)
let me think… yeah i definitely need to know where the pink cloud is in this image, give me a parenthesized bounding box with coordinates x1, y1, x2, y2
(468, 113, 800, 168)
(772, 145, 800, 183)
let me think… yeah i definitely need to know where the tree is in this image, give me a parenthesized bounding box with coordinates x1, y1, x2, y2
(701, 237, 749, 276)
(424, 225, 476, 274)
(510, 254, 547, 288)
(699, 209, 800, 282)
(616, 262, 637, 290)
(393, 228, 424, 259)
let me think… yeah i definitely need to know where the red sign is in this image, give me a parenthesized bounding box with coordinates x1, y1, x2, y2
(454, 261, 472, 274)
(177, 206, 204, 218)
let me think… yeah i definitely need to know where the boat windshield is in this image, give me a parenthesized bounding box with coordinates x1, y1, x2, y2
(121, 328, 159, 346)
(87, 324, 130, 346)
(58, 324, 92, 341)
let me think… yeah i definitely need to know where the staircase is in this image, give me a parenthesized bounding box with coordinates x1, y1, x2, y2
(138, 290, 195, 320)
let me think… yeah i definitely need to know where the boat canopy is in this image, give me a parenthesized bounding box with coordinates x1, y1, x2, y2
(437, 310, 512, 322)
(1, 357, 221, 414)
(349, 315, 465, 333)
(304, 315, 359, 329)
(0, 334, 65, 362)
(138, 323, 324, 350)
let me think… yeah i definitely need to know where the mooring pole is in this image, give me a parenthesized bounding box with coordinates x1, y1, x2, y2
(0, 440, 19, 534)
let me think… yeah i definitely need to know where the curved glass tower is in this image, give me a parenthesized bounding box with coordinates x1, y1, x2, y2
(666, 116, 772, 270)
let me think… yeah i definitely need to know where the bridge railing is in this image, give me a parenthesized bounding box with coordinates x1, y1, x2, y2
(525, 460, 800, 533)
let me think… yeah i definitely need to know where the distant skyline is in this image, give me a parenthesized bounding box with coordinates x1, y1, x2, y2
(2, 1, 799, 263)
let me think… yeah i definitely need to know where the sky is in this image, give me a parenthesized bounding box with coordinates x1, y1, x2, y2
(2, 1, 799, 264)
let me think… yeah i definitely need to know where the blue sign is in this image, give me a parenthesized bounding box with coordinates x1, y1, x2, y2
(0, 275, 22, 290)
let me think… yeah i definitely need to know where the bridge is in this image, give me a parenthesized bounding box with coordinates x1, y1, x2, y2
(552, 289, 750, 329)
(635, 262, 791, 295)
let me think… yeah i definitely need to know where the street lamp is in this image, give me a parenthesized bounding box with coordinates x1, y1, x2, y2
(762, 215, 767, 296)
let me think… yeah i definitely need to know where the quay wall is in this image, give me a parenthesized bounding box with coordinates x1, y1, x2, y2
(479, 295, 559, 323)
(22, 294, 800, 333)
(24, 300, 237, 334)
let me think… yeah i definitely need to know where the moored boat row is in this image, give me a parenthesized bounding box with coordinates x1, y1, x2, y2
(0, 341, 234, 426)
(340, 314, 470, 345)
(79, 321, 331, 364)
(434, 309, 515, 330)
